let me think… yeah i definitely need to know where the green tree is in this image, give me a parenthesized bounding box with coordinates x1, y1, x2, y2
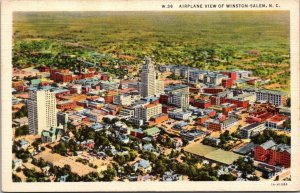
(15, 125, 29, 137)
(219, 174, 237, 181)
(101, 167, 117, 181)
(12, 173, 22, 182)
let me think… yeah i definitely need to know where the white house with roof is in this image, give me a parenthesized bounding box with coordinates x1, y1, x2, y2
(18, 139, 30, 150)
(133, 159, 152, 173)
(13, 159, 23, 170)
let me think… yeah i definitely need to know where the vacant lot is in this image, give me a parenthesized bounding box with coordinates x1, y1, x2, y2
(34, 149, 96, 176)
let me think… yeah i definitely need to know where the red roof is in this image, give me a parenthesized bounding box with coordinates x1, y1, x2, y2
(144, 103, 159, 109)
(268, 114, 288, 123)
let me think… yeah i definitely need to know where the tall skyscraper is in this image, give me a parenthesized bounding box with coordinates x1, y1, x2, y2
(139, 57, 164, 98)
(27, 90, 57, 135)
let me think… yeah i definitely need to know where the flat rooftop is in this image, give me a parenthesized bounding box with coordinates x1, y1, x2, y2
(240, 122, 264, 131)
(165, 84, 188, 92)
(257, 89, 287, 96)
(268, 114, 288, 123)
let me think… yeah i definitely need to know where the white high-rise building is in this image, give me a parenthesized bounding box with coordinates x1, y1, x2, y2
(139, 57, 164, 98)
(113, 94, 132, 106)
(255, 89, 287, 106)
(134, 103, 162, 124)
(165, 84, 190, 110)
(155, 73, 164, 96)
(27, 90, 57, 135)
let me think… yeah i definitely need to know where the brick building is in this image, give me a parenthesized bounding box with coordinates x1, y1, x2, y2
(254, 140, 290, 168)
(203, 87, 225, 94)
(210, 96, 221, 105)
(149, 113, 169, 126)
(221, 103, 237, 116)
(222, 78, 234, 88)
(159, 94, 169, 104)
(193, 99, 211, 109)
(198, 115, 210, 126)
(220, 71, 237, 81)
(57, 100, 76, 111)
(220, 97, 249, 109)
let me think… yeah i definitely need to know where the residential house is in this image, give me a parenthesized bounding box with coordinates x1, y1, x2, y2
(80, 139, 95, 149)
(133, 159, 152, 173)
(162, 171, 183, 181)
(143, 144, 156, 152)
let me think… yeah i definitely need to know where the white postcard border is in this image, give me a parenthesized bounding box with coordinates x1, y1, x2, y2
(1, 0, 300, 192)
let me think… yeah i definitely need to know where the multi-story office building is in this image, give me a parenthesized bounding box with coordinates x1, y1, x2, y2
(239, 122, 266, 139)
(139, 57, 164, 98)
(134, 103, 162, 124)
(234, 92, 256, 103)
(165, 84, 189, 95)
(100, 81, 119, 91)
(205, 117, 238, 131)
(155, 73, 164, 96)
(204, 73, 228, 86)
(165, 84, 189, 110)
(254, 140, 290, 168)
(113, 94, 132, 106)
(265, 114, 289, 130)
(236, 70, 252, 79)
(27, 90, 57, 135)
(171, 93, 189, 110)
(119, 107, 135, 118)
(168, 109, 192, 120)
(256, 89, 288, 106)
(57, 111, 68, 130)
(158, 65, 175, 72)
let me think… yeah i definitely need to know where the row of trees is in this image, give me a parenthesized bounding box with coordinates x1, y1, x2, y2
(23, 168, 50, 182)
(233, 157, 259, 180)
(202, 130, 239, 151)
(12, 141, 32, 163)
(251, 130, 291, 145)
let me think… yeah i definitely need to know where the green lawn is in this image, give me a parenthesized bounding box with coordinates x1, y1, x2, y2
(184, 143, 217, 157)
(185, 143, 241, 165)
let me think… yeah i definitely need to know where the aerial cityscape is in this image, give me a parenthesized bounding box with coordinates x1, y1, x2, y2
(12, 11, 291, 182)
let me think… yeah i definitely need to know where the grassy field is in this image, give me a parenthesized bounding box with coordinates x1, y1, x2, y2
(184, 143, 240, 165)
(13, 11, 290, 91)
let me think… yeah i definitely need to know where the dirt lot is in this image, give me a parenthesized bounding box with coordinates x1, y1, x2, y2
(34, 148, 96, 176)
(15, 135, 41, 144)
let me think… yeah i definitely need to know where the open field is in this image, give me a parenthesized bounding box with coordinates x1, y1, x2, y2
(184, 143, 241, 165)
(34, 149, 97, 176)
(185, 143, 217, 156)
